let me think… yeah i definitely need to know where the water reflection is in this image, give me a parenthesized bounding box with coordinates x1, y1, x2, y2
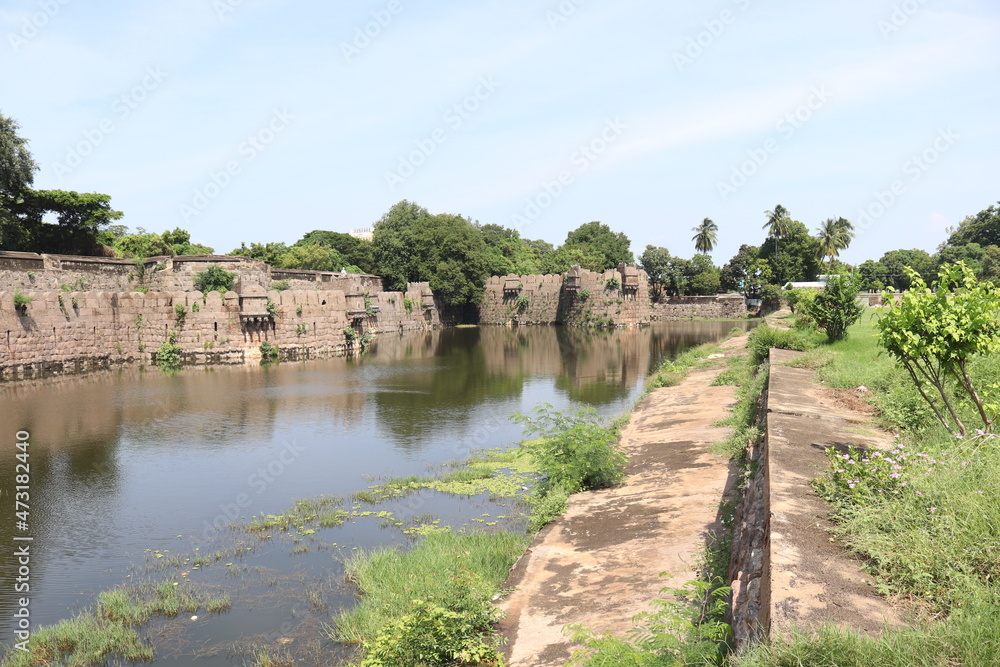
(0, 320, 751, 648)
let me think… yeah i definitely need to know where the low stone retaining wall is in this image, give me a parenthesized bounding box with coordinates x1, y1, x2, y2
(728, 349, 899, 650)
(651, 295, 747, 320)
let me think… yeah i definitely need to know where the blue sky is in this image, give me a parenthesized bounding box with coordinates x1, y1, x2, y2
(2, 0, 998, 265)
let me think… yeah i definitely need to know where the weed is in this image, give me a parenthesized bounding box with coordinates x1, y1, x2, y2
(12, 290, 32, 315)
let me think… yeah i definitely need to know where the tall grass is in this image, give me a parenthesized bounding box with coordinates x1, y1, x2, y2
(332, 529, 529, 646)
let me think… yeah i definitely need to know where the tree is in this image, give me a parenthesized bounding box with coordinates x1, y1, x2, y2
(277, 243, 357, 272)
(757, 219, 821, 285)
(162, 227, 213, 255)
(16, 189, 123, 254)
(945, 202, 1000, 248)
(762, 204, 791, 255)
(295, 230, 375, 273)
(478, 224, 540, 276)
(542, 244, 606, 274)
(816, 217, 854, 268)
(686, 254, 721, 295)
(229, 241, 289, 266)
(639, 245, 673, 298)
(372, 202, 492, 305)
(193, 265, 235, 294)
(113, 230, 172, 258)
(721, 244, 770, 296)
(691, 218, 718, 255)
(804, 272, 863, 342)
(878, 249, 934, 291)
(564, 221, 633, 270)
(875, 262, 1000, 435)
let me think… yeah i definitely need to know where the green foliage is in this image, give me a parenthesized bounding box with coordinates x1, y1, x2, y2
(265, 299, 279, 319)
(7, 188, 123, 254)
(692, 217, 719, 255)
(343, 326, 358, 342)
(333, 529, 528, 655)
(12, 290, 32, 315)
(604, 275, 620, 291)
(294, 229, 375, 273)
(513, 404, 626, 494)
(403, 297, 413, 313)
(815, 217, 855, 267)
(758, 217, 821, 285)
(272, 279, 290, 291)
(578, 288, 590, 301)
(192, 265, 235, 294)
(173, 303, 187, 327)
(565, 221, 633, 270)
(875, 261, 1000, 434)
(191, 301, 200, 313)
(295, 323, 307, 336)
(360, 331, 376, 353)
(805, 273, 863, 342)
(639, 245, 673, 297)
(720, 244, 770, 298)
(276, 242, 359, 272)
(945, 200, 1000, 248)
(757, 283, 782, 309)
(155, 331, 182, 370)
(746, 324, 818, 366)
(565, 579, 733, 667)
(259, 341, 279, 360)
(514, 294, 530, 313)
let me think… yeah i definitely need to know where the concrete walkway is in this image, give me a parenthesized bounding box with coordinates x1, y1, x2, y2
(497, 337, 743, 667)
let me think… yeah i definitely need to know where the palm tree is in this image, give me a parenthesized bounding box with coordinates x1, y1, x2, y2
(763, 205, 791, 254)
(691, 218, 719, 254)
(816, 217, 855, 268)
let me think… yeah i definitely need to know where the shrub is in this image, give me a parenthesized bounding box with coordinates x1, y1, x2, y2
(343, 327, 358, 343)
(191, 301, 200, 313)
(514, 295, 530, 313)
(806, 273, 863, 342)
(13, 290, 32, 316)
(296, 323, 307, 336)
(156, 331, 182, 370)
(192, 265, 235, 294)
(403, 297, 414, 313)
(604, 276, 620, 291)
(174, 303, 187, 327)
(747, 324, 817, 366)
(272, 279, 290, 291)
(513, 404, 625, 494)
(259, 341, 279, 360)
(578, 288, 590, 301)
(266, 299, 279, 319)
(758, 283, 782, 310)
(875, 261, 1000, 434)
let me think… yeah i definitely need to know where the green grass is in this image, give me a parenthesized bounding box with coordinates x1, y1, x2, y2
(1, 581, 230, 666)
(331, 528, 529, 646)
(647, 343, 723, 389)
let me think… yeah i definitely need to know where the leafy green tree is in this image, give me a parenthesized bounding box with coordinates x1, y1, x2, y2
(193, 265, 236, 294)
(478, 223, 540, 276)
(762, 204, 791, 254)
(878, 248, 934, 291)
(945, 201, 1000, 248)
(686, 254, 721, 295)
(373, 202, 492, 305)
(295, 230, 375, 273)
(229, 241, 289, 266)
(16, 189, 124, 254)
(162, 227, 214, 255)
(816, 217, 854, 268)
(720, 244, 770, 296)
(804, 272, 863, 342)
(639, 245, 673, 298)
(857, 259, 886, 291)
(691, 217, 718, 254)
(541, 244, 606, 274)
(113, 230, 172, 258)
(0, 113, 39, 250)
(564, 221, 633, 269)
(757, 219, 820, 285)
(875, 261, 1000, 435)
(278, 243, 357, 272)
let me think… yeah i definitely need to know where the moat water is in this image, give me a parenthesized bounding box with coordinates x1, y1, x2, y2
(0, 321, 752, 665)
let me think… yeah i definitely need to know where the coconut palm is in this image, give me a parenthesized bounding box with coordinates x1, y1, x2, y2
(763, 205, 791, 254)
(816, 217, 855, 268)
(691, 218, 719, 255)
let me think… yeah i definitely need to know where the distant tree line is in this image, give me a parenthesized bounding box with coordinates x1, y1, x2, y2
(3, 111, 998, 307)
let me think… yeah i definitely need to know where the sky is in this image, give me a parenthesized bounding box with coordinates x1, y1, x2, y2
(2, 0, 998, 266)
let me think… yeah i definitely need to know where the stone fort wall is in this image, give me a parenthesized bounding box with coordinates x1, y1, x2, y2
(0, 283, 440, 381)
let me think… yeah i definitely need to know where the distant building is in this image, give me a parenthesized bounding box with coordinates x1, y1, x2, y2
(349, 227, 374, 242)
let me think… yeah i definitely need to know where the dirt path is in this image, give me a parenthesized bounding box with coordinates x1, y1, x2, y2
(497, 336, 744, 667)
